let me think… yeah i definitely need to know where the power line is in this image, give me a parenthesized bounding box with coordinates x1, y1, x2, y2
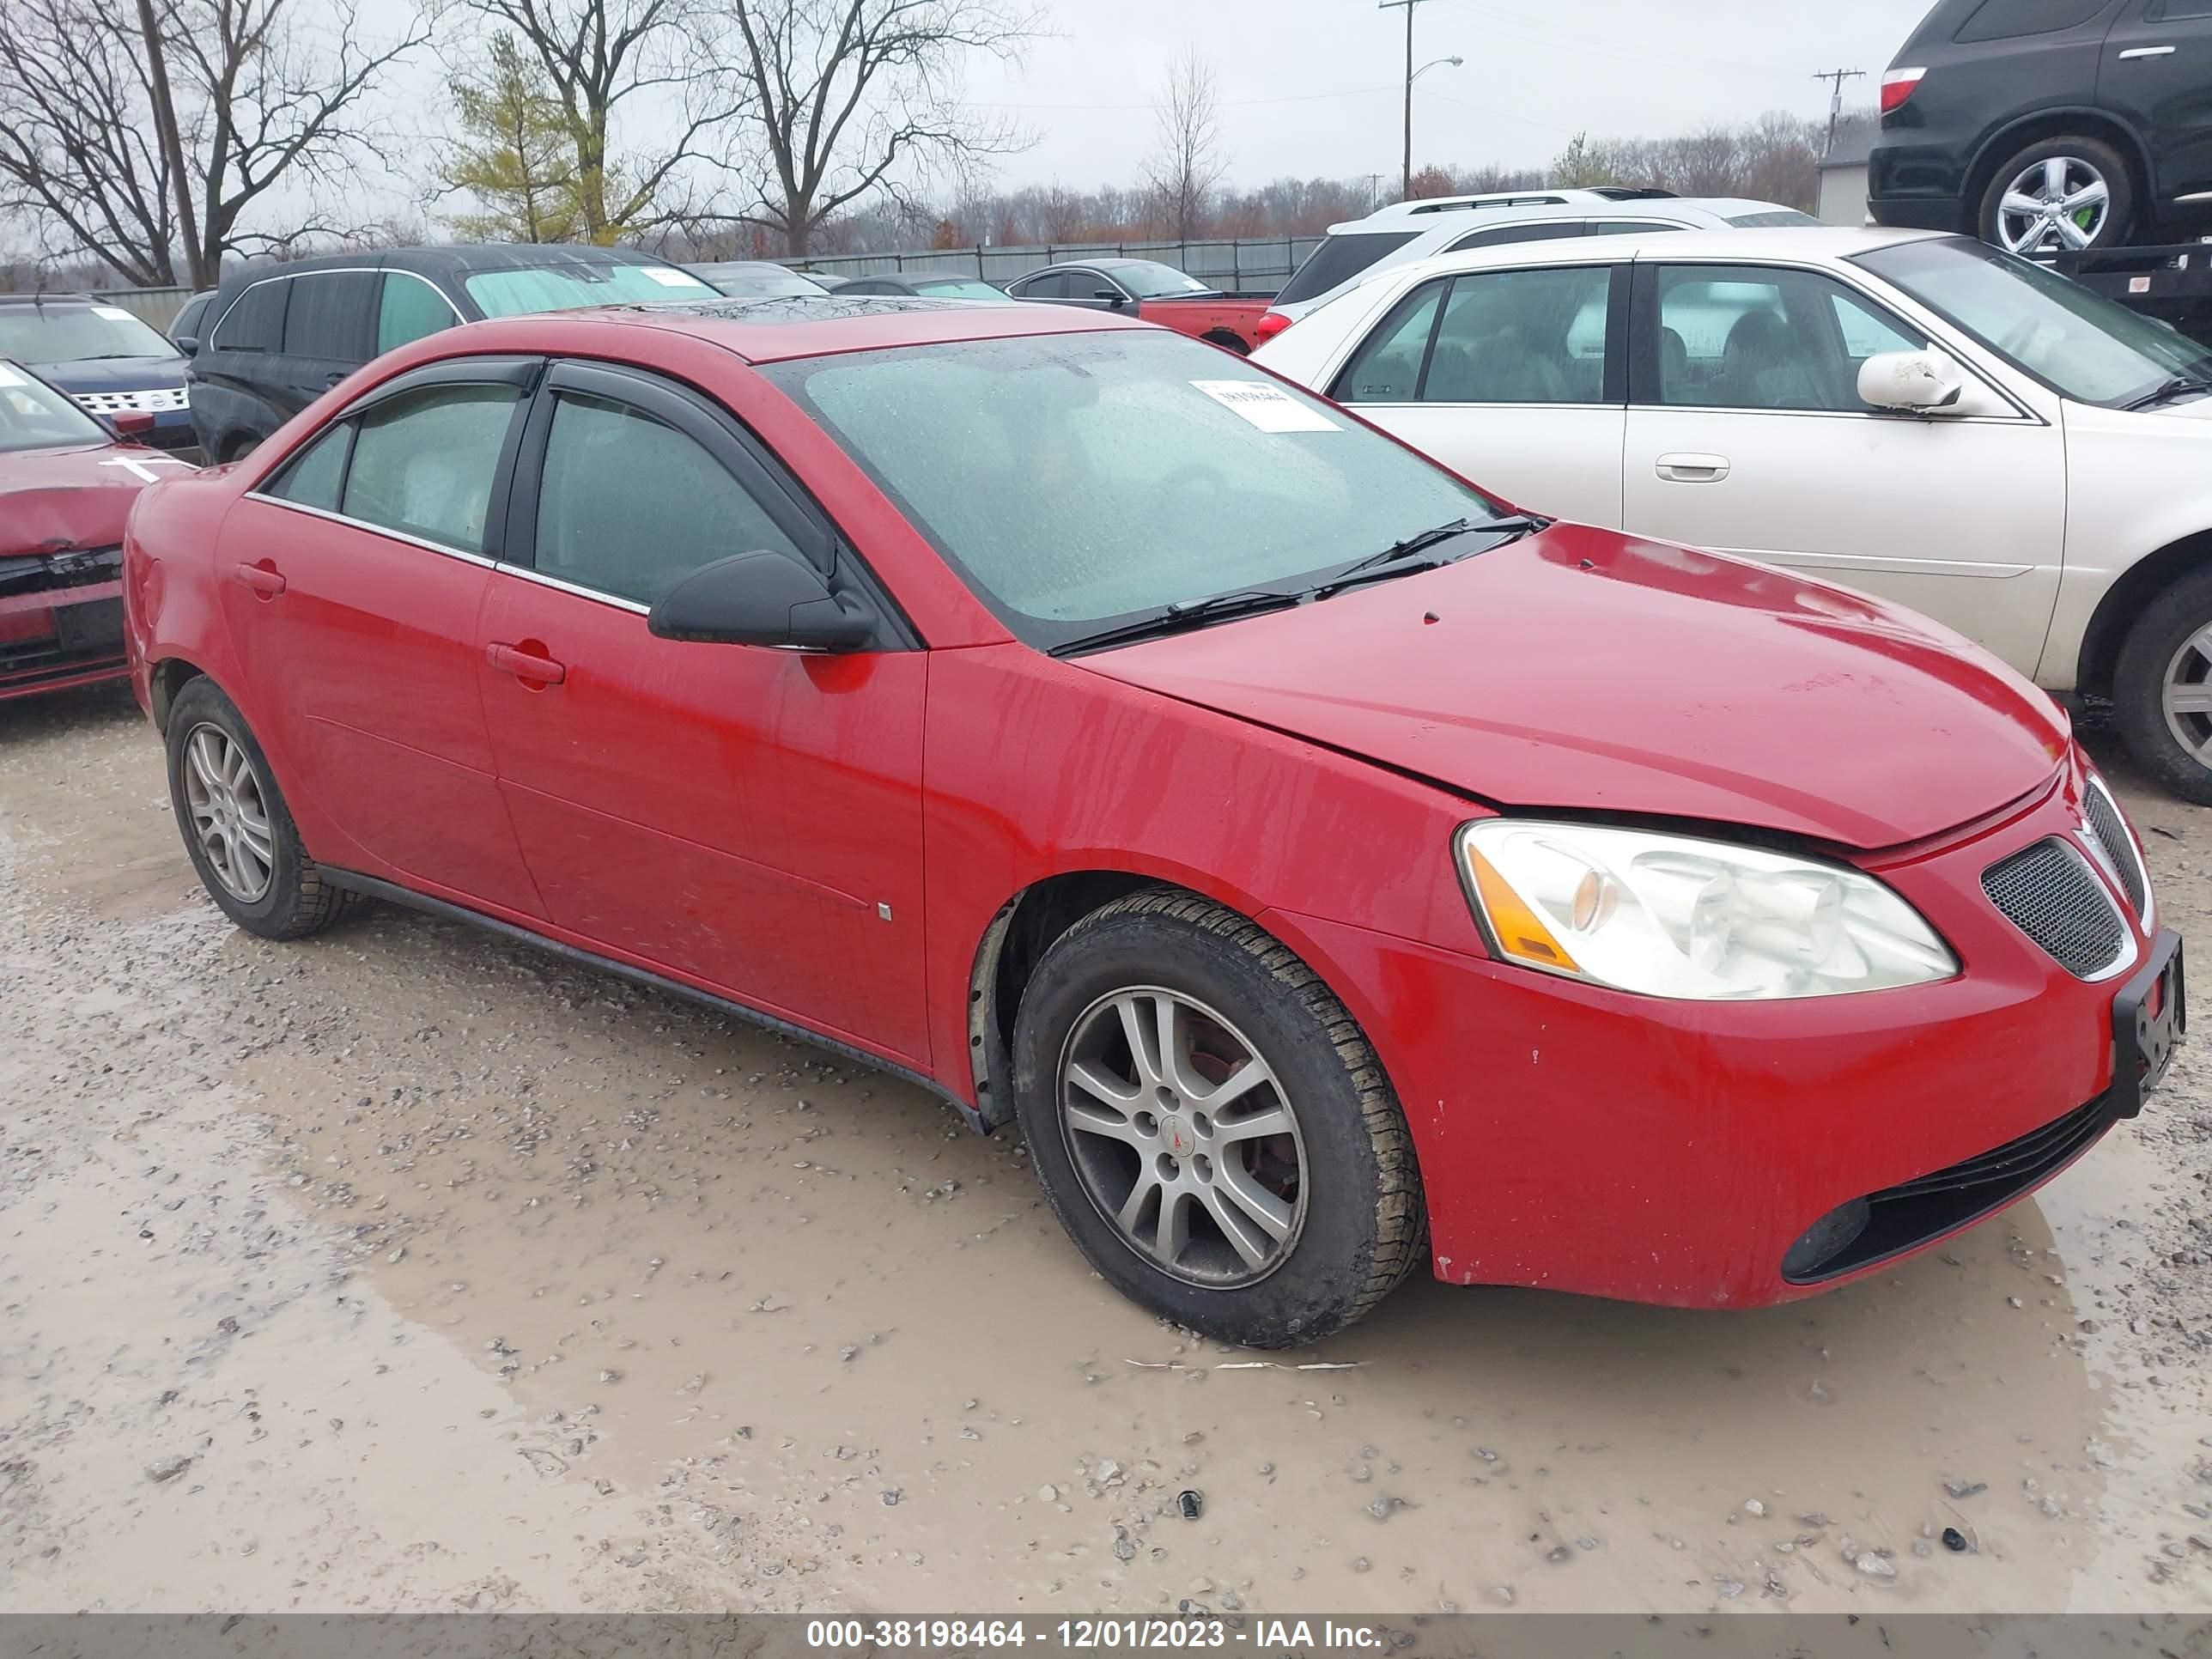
(1811, 67, 1867, 155)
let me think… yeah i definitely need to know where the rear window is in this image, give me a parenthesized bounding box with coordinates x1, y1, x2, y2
(462, 263, 720, 317)
(1955, 0, 2112, 40)
(914, 278, 1008, 300)
(1723, 210, 1822, 228)
(1274, 231, 1423, 306)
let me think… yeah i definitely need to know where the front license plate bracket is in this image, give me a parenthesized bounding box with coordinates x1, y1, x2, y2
(2109, 929, 2185, 1120)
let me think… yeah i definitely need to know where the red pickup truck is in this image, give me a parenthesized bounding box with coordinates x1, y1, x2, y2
(1001, 258, 1275, 353)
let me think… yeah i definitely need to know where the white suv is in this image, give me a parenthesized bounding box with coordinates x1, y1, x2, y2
(1254, 193, 1817, 344)
(1254, 226, 2212, 799)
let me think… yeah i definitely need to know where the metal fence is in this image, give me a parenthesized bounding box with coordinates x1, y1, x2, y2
(89, 285, 193, 327)
(790, 236, 1322, 294)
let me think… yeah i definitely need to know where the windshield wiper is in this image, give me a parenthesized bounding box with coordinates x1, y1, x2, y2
(2123, 376, 2212, 411)
(1049, 587, 1305, 656)
(1308, 513, 1550, 599)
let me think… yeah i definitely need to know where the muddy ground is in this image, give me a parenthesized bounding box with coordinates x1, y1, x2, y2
(3, 683, 2211, 1616)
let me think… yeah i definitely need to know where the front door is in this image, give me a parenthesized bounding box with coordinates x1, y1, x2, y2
(2101, 0, 2212, 213)
(475, 360, 931, 1065)
(1621, 260, 2065, 677)
(216, 360, 545, 915)
(1327, 263, 1626, 524)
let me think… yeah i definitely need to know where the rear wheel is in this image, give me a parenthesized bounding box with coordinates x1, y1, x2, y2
(2114, 567, 2212, 804)
(1012, 889, 1425, 1348)
(1977, 137, 2134, 253)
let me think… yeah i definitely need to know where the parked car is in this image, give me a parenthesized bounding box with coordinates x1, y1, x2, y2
(1256, 196, 1820, 344)
(690, 261, 831, 298)
(125, 295, 2178, 1344)
(0, 295, 196, 455)
(167, 289, 220, 349)
(182, 244, 721, 462)
(836, 270, 1008, 299)
(1254, 225, 2212, 799)
(1006, 258, 1274, 351)
(3, 358, 192, 702)
(1871, 0, 2212, 252)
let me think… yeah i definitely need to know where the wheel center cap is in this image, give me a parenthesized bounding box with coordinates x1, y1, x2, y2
(1163, 1116, 1192, 1157)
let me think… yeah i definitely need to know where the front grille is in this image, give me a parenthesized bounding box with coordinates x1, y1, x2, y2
(2082, 781, 2148, 919)
(71, 386, 188, 414)
(1982, 838, 2127, 978)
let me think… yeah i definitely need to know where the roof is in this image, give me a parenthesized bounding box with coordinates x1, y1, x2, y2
(1382, 224, 1946, 287)
(0, 292, 112, 307)
(211, 242, 686, 290)
(463, 292, 1148, 364)
(1328, 196, 1802, 237)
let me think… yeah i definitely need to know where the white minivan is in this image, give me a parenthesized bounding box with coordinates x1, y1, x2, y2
(1255, 228, 2212, 799)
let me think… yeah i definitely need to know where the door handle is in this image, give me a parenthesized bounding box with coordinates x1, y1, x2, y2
(486, 641, 566, 685)
(232, 561, 286, 595)
(2118, 44, 2176, 58)
(1654, 453, 1731, 483)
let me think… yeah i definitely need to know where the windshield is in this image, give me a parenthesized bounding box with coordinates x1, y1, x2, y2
(913, 278, 1007, 300)
(1274, 231, 1423, 306)
(0, 360, 111, 453)
(1110, 262, 1212, 298)
(0, 303, 180, 364)
(463, 262, 720, 316)
(764, 329, 1504, 650)
(1853, 235, 2212, 406)
(704, 265, 826, 298)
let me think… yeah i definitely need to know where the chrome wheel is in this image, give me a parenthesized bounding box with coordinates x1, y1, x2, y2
(1996, 155, 2111, 252)
(1057, 987, 1306, 1288)
(2162, 628, 2212, 766)
(181, 722, 275, 902)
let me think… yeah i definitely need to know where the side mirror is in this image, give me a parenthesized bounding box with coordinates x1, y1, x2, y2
(1095, 289, 1129, 307)
(106, 410, 157, 445)
(173, 334, 200, 356)
(1858, 349, 1966, 414)
(648, 550, 877, 651)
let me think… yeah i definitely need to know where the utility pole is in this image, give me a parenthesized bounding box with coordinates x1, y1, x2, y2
(133, 0, 205, 290)
(1366, 172, 1385, 212)
(1379, 0, 1425, 201)
(1811, 67, 1865, 156)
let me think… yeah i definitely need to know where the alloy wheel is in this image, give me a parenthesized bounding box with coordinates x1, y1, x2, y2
(181, 723, 275, 902)
(2162, 628, 2212, 768)
(1056, 987, 1307, 1287)
(1996, 156, 2112, 253)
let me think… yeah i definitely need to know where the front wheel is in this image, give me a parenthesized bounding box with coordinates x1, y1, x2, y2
(1978, 136, 2134, 253)
(1011, 890, 1425, 1348)
(2113, 568, 2212, 805)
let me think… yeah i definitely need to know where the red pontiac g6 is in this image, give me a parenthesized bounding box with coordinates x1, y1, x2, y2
(123, 296, 2183, 1346)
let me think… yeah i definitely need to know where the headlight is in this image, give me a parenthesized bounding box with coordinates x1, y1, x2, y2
(1456, 820, 1958, 1000)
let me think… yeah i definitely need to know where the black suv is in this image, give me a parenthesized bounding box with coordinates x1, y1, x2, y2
(183, 244, 719, 461)
(1870, 0, 2212, 252)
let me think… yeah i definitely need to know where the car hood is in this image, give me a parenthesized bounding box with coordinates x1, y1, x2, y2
(1078, 523, 2069, 851)
(0, 442, 149, 557)
(30, 354, 187, 392)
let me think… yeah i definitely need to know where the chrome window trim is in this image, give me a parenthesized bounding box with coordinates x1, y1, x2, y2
(210, 267, 465, 351)
(501, 563, 653, 616)
(241, 493, 498, 568)
(2081, 775, 2155, 930)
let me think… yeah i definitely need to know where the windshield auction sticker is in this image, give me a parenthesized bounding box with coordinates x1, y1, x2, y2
(1191, 380, 1340, 433)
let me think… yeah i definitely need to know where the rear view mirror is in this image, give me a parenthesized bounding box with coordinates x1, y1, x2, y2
(1859, 349, 1965, 413)
(648, 550, 877, 651)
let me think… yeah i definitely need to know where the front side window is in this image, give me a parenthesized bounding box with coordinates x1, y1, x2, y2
(763, 329, 1504, 648)
(340, 385, 520, 553)
(1653, 264, 1926, 411)
(282, 271, 379, 361)
(0, 302, 183, 365)
(461, 262, 719, 318)
(0, 361, 110, 453)
(266, 423, 353, 511)
(1853, 235, 2212, 406)
(214, 281, 288, 353)
(531, 391, 803, 605)
(377, 274, 457, 354)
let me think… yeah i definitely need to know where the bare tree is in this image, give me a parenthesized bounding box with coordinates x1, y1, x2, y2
(712, 0, 1038, 257)
(441, 0, 741, 242)
(0, 0, 426, 285)
(1144, 47, 1224, 240)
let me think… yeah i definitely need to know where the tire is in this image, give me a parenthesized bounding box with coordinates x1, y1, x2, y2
(221, 434, 260, 464)
(1011, 888, 1425, 1348)
(1977, 135, 2134, 254)
(165, 677, 366, 938)
(2114, 567, 2212, 805)
(1200, 329, 1252, 356)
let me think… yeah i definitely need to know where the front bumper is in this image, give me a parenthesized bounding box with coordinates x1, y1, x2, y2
(1261, 769, 2173, 1309)
(0, 549, 129, 701)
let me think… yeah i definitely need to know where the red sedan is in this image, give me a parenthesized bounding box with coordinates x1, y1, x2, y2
(122, 299, 2182, 1346)
(3, 358, 191, 702)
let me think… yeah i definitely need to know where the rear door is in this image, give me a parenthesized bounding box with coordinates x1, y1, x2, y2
(476, 359, 931, 1063)
(1620, 258, 2064, 673)
(1328, 262, 1627, 522)
(275, 270, 380, 412)
(2100, 0, 2212, 207)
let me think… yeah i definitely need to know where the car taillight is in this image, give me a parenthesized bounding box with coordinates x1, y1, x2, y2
(1253, 311, 1292, 344)
(1880, 66, 1925, 114)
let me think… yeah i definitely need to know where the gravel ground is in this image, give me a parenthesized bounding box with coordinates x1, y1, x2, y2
(4, 682, 2212, 1615)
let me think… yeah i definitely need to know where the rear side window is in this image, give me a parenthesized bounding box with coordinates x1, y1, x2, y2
(214, 280, 288, 352)
(266, 423, 353, 511)
(1955, 0, 2112, 40)
(1423, 266, 1613, 404)
(377, 274, 456, 354)
(341, 384, 520, 553)
(1723, 210, 1821, 228)
(282, 271, 379, 361)
(1590, 220, 1685, 236)
(1275, 231, 1423, 306)
(2154, 0, 2212, 15)
(1015, 272, 1070, 298)
(532, 392, 805, 605)
(1449, 222, 1590, 251)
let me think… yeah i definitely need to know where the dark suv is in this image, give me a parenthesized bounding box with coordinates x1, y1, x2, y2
(0, 295, 196, 453)
(1870, 0, 2212, 252)
(184, 244, 719, 461)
